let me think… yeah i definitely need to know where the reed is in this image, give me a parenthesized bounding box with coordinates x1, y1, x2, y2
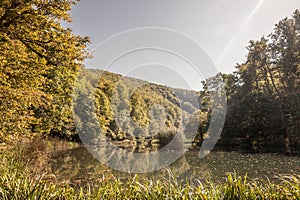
(0, 145, 299, 199)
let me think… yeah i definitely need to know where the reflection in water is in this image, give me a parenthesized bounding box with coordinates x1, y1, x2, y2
(50, 145, 300, 185)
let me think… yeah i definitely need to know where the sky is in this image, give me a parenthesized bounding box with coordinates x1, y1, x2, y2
(66, 0, 299, 90)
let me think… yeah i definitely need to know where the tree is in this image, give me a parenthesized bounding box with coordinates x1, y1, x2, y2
(221, 10, 300, 153)
(268, 10, 300, 152)
(0, 0, 89, 142)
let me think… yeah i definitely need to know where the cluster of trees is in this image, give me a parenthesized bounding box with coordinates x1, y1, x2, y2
(220, 10, 300, 154)
(75, 70, 200, 145)
(0, 0, 89, 143)
(0, 1, 298, 154)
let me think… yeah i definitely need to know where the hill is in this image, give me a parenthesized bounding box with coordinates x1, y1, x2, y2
(73, 69, 209, 150)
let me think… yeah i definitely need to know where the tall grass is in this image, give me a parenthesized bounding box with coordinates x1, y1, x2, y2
(0, 142, 299, 199)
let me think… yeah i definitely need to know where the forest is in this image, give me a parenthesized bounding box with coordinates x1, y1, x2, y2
(0, 1, 299, 199)
(0, 1, 299, 154)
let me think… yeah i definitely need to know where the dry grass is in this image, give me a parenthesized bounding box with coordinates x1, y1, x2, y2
(0, 140, 299, 199)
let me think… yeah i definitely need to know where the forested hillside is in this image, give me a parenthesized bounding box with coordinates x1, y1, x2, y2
(61, 9, 300, 154)
(0, 1, 298, 154)
(73, 69, 207, 149)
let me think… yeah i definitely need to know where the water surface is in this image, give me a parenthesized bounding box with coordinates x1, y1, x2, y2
(50, 145, 300, 184)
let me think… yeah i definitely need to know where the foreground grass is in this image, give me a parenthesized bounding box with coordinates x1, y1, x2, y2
(0, 142, 299, 199)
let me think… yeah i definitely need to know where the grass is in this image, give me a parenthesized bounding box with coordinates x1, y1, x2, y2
(0, 140, 299, 199)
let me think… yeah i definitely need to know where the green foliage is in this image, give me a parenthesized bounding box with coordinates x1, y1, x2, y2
(0, 146, 299, 199)
(220, 9, 300, 154)
(88, 70, 196, 142)
(0, 0, 298, 155)
(0, 0, 89, 142)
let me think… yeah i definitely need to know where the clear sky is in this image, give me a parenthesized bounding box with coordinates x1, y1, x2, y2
(66, 0, 299, 90)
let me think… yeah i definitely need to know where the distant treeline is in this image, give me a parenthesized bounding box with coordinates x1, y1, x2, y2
(0, 1, 298, 153)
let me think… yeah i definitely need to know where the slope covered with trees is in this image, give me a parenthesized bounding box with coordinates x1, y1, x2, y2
(73, 69, 205, 149)
(0, 1, 298, 154)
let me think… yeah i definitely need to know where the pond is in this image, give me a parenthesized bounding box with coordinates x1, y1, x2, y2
(49, 143, 300, 185)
